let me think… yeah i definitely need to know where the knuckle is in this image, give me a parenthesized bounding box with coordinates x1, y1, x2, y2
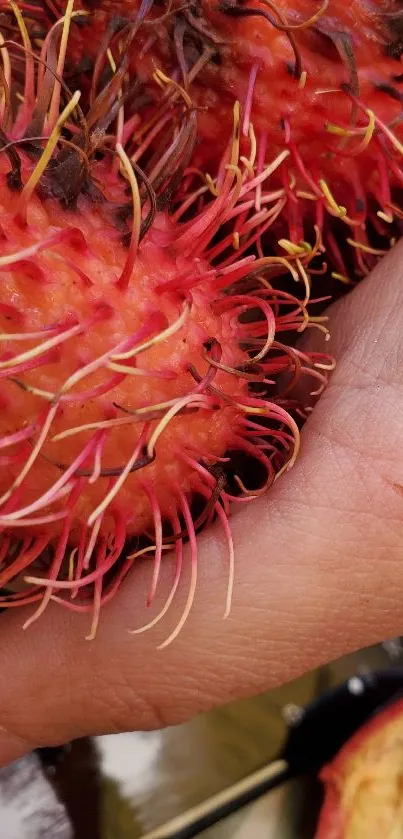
(90, 662, 175, 732)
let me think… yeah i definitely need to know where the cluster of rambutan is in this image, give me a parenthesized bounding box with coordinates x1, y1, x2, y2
(0, 0, 401, 643)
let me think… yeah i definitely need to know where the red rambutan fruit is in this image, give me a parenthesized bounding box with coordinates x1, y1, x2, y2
(51, 0, 403, 283)
(0, 1, 329, 641)
(315, 697, 403, 839)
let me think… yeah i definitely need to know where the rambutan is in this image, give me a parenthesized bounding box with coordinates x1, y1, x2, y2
(50, 0, 403, 282)
(315, 698, 403, 839)
(0, 1, 328, 642)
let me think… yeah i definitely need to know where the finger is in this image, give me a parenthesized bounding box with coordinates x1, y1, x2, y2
(0, 241, 403, 765)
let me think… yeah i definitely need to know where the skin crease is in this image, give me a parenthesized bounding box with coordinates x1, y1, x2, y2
(1, 239, 403, 765)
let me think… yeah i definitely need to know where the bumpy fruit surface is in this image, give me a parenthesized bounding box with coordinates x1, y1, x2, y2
(55, 0, 403, 279)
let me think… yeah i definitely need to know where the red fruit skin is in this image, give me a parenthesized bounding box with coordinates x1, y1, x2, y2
(2, 161, 276, 547)
(56, 0, 403, 280)
(184, 0, 403, 189)
(66, 0, 403, 177)
(191, 0, 403, 161)
(315, 697, 403, 839)
(0, 158, 245, 539)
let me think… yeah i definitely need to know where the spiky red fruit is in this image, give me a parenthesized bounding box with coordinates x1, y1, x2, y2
(1, 161, 245, 535)
(58, 0, 403, 280)
(0, 3, 329, 641)
(315, 698, 403, 839)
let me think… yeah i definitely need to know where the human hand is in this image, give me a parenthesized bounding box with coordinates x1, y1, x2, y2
(0, 239, 402, 766)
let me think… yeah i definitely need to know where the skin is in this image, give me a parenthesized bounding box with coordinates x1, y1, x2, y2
(0, 238, 403, 766)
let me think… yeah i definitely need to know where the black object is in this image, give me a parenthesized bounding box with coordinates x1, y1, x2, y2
(141, 667, 403, 839)
(37, 745, 71, 770)
(282, 667, 403, 773)
(37, 739, 103, 839)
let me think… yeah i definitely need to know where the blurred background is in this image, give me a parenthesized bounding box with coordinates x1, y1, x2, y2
(1, 639, 400, 839)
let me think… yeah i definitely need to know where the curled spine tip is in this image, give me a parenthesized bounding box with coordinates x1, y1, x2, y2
(16, 90, 81, 226)
(9, 0, 34, 109)
(85, 538, 107, 641)
(0, 401, 58, 507)
(143, 481, 163, 608)
(86, 427, 149, 528)
(22, 515, 71, 629)
(115, 143, 142, 289)
(47, 0, 75, 129)
(129, 522, 183, 636)
(156, 490, 197, 650)
(0, 31, 11, 124)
